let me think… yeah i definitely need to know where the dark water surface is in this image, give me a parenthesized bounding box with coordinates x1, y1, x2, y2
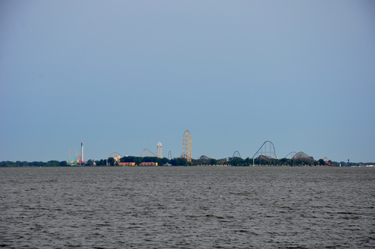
(1, 166, 374, 248)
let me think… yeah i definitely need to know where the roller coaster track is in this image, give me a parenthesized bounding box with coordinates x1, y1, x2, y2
(252, 141, 277, 166)
(232, 151, 241, 159)
(168, 151, 173, 160)
(108, 152, 122, 160)
(140, 148, 157, 157)
(285, 151, 297, 159)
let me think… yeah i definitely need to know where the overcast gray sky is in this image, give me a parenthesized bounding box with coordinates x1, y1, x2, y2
(1, 1, 374, 162)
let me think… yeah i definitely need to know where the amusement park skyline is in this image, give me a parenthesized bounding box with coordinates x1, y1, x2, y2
(1, 1, 375, 163)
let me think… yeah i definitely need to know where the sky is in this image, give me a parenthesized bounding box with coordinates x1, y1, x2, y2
(1, 1, 374, 163)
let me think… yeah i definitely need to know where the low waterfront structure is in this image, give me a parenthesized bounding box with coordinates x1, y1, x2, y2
(139, 162, 158, 166)
(118, 162, 136, 166)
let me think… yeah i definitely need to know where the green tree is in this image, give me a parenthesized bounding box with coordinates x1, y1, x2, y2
(95, 159, 106, 166)
(230, 157, 244, 166)
(46, 160, 60, 166)
(108, 157, 115, 166)
(59, 161, 68, 166)
(157, 157, 170, 166)
(142, 156, 157, 163)
(171, 158, 188, 166)
(121, 156, 142, 165)
(279, 158, 288, 165)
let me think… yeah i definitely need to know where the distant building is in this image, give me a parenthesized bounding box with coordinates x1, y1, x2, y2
(217, 158, 228, 164)
(118, 162, 136, 166)
(139, 162, 158, 166)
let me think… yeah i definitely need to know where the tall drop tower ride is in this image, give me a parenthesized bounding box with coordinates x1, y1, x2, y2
(183, 130, 192, 162)
(157, 142, 162, 158)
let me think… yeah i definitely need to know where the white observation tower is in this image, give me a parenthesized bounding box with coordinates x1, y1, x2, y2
(157, 142, 162, 158)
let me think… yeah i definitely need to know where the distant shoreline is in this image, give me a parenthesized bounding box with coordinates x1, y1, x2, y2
(2, 164, 373, 168)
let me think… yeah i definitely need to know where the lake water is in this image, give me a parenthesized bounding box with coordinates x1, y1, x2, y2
(1, 166, 374, 248)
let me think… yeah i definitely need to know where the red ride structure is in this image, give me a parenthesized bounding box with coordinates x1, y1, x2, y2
(140, 148, 157, 157)
(323, 157, 334, 166)
(108, 152, 122, 165)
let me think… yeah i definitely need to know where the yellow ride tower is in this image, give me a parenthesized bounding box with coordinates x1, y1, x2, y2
(183, 130, 192, 162)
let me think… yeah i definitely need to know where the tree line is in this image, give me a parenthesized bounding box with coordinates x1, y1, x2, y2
(87, 156, 189, 166)
(228, 157, 325, 166)
(0, 160, 68, 167)
(1, 157, 373, 167)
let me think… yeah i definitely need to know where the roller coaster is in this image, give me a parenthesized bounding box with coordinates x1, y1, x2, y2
(232, 151, 241, 159)
(292, 151, 315, 164)
(140, 148, 157, 157)
(103, 130, 317, 166)
(252, 141, 277, 166)
(168, 151, 173, 160)
(107, 152, 122, 166)
(285, 151, 297, 159)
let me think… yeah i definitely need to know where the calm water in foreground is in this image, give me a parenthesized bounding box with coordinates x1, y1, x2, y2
(1, 166, 374, 248)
